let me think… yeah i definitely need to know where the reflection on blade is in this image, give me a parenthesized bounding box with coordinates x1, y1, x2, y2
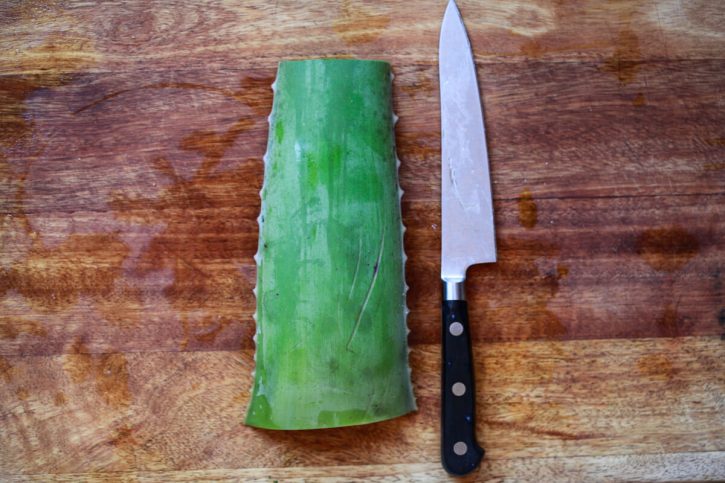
(439, 0, 496, 282)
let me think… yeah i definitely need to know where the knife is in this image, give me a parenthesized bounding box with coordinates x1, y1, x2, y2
(439, 0, 496, 476)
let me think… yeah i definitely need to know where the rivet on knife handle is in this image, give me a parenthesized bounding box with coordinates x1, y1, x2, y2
(441, 281, 484, 476)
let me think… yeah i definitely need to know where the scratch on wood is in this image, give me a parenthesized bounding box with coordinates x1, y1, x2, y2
(486, 419, 600, 441)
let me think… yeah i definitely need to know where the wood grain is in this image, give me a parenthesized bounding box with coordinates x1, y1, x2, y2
(1, 0, 724, 480)
(1, 339, 723, 477)
(1, 62, 723, 354)
(1, 193, 722, 356)
(1, 0, 725, 75)
(4, 454, 725, 482)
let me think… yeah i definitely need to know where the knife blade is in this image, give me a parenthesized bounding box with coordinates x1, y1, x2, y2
(439, 0, 496, 476)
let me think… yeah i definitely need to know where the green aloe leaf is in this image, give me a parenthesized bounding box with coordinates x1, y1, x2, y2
(246, 59, 415, 430)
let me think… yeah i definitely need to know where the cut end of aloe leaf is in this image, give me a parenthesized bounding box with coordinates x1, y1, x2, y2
(245, 59, 415, 430)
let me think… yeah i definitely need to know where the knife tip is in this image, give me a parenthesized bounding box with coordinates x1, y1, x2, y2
(443, 0, 461, 25)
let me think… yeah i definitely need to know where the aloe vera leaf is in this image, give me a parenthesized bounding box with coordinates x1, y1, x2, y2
(245, 59, 415, 430)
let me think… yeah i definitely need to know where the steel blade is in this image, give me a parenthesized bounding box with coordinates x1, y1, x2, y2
(439, 0, 496, 282)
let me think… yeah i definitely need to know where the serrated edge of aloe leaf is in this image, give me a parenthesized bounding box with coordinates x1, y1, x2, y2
(391, 69, 417, 411)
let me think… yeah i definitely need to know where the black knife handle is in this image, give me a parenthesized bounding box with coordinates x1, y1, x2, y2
(441, 297, 484, 476)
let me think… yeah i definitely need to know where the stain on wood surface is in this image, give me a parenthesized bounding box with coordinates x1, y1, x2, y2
(472, 237, 569, 341)
(637, 353, 676, 381)
(656, 303, 682, 338)
(517, 189, 537, 229)
(3, 233, 129, 312)
(0, 355, 12, 382)
(600, 29, 642, 85)
(636, 226, 700, 272)
(63, 338, 132, 408)
(0, 317, 47, 340)
(632, 92, 647, 106)
(15, 387, 29, 400)
(53, 391, 67, 406)
(0, 77, 40, 148)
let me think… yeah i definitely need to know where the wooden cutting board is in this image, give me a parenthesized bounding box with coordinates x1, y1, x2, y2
(1, 0, 723, 480)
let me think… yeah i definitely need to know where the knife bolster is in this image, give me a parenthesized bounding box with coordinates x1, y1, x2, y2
(443, 280, 465, 301)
